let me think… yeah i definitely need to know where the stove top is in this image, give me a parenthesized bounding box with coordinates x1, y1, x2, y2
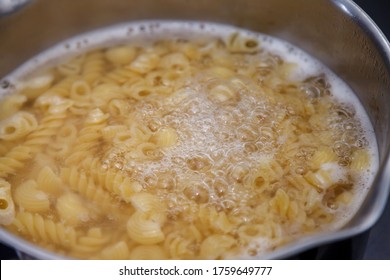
(1, 0, 390, 260)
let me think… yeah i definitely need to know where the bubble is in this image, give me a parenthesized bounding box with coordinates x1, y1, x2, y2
(244, 142, 258, 153)
(228, 163, 250, 183)
(186, 155, 211, 171)
(247, 248, 258, 256)
(333, 141, 351, 157)
(147, 118, 162, 132)
(342, 121, 356, 131)
(295, 166, 306, 175)
(183, 183, 210, 204)
(354, 137, 369, 148)
(236, 125, 258, 142)
(253, 176, 265, 187)
(213, 179, 228, 197)
(300, 84, 321, 98)
(220, 199, 235, 211)
(333, 103, 356, 118)
(144, 174, 158, 187)
(157, 173, 176, 190)
(338, 156, 351, 167)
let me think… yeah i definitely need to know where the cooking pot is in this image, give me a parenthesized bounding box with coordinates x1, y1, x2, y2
(0, 0, 389, 259)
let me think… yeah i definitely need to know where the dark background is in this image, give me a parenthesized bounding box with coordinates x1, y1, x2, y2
(1, 0, 390, 260)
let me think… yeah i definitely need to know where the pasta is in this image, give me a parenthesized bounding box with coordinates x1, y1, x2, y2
(199, 234, 237, 259)
(0, 94, 27, 119)
(129, 51, 160, 74)
(126, 211, 165, 245)
(105, 46, 137, 65)
(100, 241, 131, 260)
(0, 24, 377, 260)
(82, 51, 106, 85)
(13, 180, 50, 213)
(0, 179, 15, 225)
(73, 227, 111, 256)
(0, 112, 38, 141)
(36, 166, 63, 195)
(11, 212, 78, 249)
(56, 192, 94, 226)
(60, 166, 128, 216)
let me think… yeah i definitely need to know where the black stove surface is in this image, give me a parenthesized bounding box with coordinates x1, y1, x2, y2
(1, 0, 390, 260)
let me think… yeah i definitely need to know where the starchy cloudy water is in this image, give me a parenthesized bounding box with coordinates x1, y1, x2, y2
(0, 21, 379, 259)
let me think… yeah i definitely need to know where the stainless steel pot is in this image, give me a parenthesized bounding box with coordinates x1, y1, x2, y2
(0, 0, 389, 259)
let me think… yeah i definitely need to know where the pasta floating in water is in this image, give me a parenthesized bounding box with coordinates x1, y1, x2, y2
(0, 22, 378, 259)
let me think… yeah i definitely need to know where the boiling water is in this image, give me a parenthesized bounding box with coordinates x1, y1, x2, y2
(0, 21, 379, 259)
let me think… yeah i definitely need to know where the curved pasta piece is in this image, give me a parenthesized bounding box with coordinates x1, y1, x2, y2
(198, 205, 234, 234)
(56, 123, 78, 143)
(65, 109, 109, 165)
(56, 192, 92, 226)
(130, 193, 166, 225)
(128, 52, 159, 74)
(130, 192, 160, 212)
(101, 67, 142, 86)
(105, 45, 137, 65)
(0, 178, 15, 225)
(10, 111, 68, 166)
(92, 84, 126, 108)
(269, 189, 290, 219)
(311, 146, 337, 169)
(11, 211, 78, 249)
(126, 211, 165, 245)
(350, 149, 370, 171)
(85, 108, 110, 125)
(127, 142, 160, 160)
(199, 234, 236, 259)
(36, 166, 64, 195)
(101, 125, 128, 141)
(14, 180, 50, 213)
(0, 94, 27, 120)
(40, 74, 78, 98)
(82, 51, 106, 85)
(35, 95, 74, 115)
(225, 32, 260, 54)
(150, 127, 178, 148)
(70, 80, 92, 102)
(126, 83, 156, 100)
(60, 166, 129, 217)
(164, 226, 201, 259)
(107, 99, 130, 116)
(0, 112, 38, 141)
(20, 72, 55, 100)
(57, 55, 84, 76)
(79, 157, 143, 202)
(159, 52, 189, 70)
(74, 227, 111, 255)
(100, 241, 130, 260)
